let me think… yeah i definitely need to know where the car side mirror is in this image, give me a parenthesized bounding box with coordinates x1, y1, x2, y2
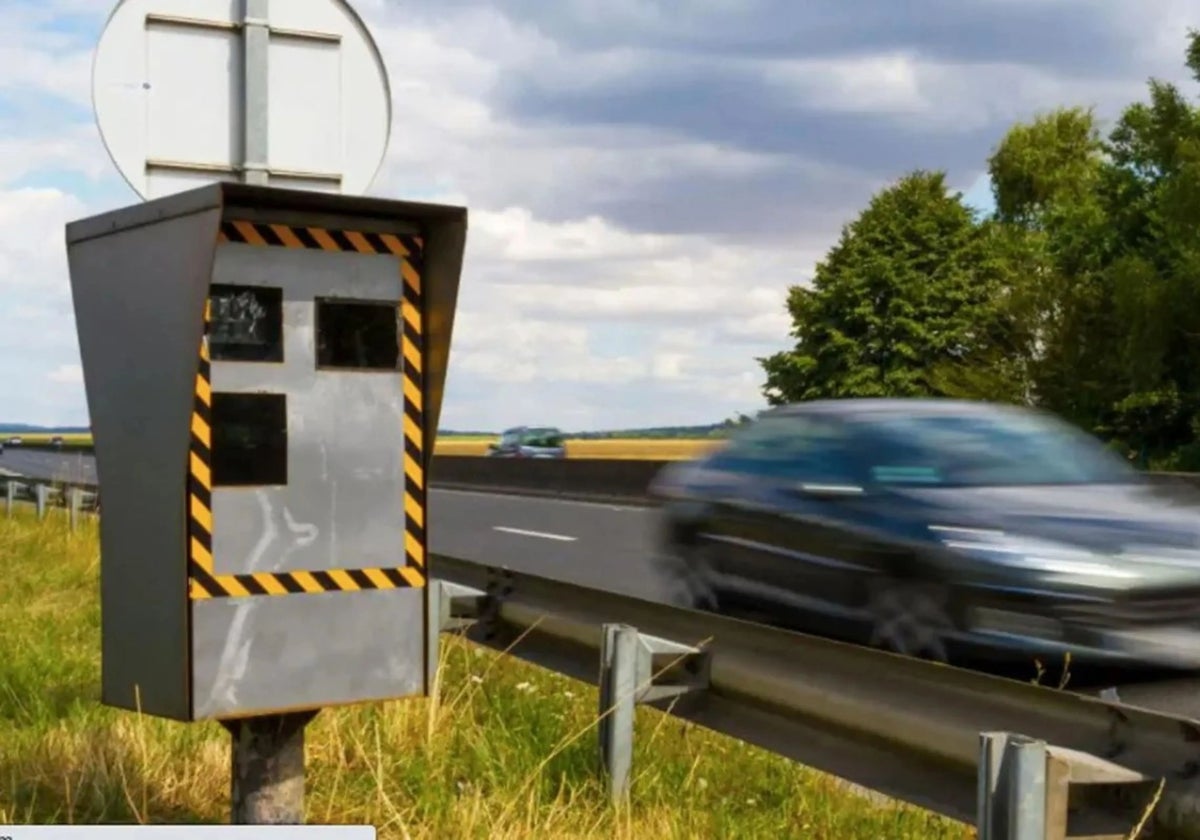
(486, 443, 498, 453)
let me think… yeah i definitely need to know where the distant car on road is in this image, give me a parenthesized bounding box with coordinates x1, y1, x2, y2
(485, 426, 567, 459)
(649, 398, 1200, 672)
(51, 435, 64, 448)
(6, 436, 22, 446)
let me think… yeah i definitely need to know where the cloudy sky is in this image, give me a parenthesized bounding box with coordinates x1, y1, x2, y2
(1, 0, 1195, 432)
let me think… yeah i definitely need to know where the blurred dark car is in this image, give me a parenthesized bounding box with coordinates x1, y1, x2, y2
(649, 398, 1200, 671)
(486, 426, 567, 459)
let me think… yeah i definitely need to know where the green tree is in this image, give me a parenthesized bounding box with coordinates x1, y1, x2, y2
(1098, 31, 1200, 466)
(759, 171, 1024, 404)
(985, 107, 1118, 430)
(988, 106, 1105, 226)
(984, 30, 1200, 465)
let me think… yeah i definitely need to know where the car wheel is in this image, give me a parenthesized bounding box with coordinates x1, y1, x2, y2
(866, 579, 954, 663)
(658, 542, 719, 612)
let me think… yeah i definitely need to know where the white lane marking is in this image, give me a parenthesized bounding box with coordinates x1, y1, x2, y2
(492, 526, 578, 542)
(433, 487, 646, 513)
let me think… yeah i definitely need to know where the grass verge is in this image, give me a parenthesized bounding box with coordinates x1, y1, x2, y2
(0, 509, 972, 838)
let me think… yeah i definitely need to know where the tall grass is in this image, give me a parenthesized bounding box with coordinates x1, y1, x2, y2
(0, 509, 972, 838)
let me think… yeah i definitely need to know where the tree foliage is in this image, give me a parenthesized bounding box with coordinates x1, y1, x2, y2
(761, 30, 1200, 468)
(760, 171, 1027, 405)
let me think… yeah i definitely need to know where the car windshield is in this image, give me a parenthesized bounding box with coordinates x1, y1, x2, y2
(848, 407, 1138, 487)
(523, 428, 563, 447)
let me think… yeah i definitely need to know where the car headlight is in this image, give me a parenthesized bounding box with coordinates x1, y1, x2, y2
(929, 525, 1141, 581)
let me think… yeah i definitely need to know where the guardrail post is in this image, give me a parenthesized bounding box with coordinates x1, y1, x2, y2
(426, 579, 487, 691)
(35, 483, 48, 520)
(978, 732, 1048, 839)
(222, 711, 317, 824)
(4, 480, 13, 518)
(68, 487, 82, 531)
(599, 623, 639, 804)
(597, 623, 710, 806)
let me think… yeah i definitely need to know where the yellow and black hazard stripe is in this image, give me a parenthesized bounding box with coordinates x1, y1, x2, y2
(217, 219, 422, 260)
(187, 300, 217, 600)
(190, 564, 425, 600)
(186, 220, 428, 600)
(400, 236, 426, 577)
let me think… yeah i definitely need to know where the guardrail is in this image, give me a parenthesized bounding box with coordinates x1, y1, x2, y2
(9, 445, 1200, 507)
(1, 451, 666, 504)
(432, 555, 1200, 839)
(2, 474, 98, 529)
(10, 446, 1200, 506)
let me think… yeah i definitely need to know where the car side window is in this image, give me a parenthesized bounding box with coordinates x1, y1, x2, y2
(713, 415, 861, 484)
(522, 428, 563, 447)
(499, 431, 521, 447)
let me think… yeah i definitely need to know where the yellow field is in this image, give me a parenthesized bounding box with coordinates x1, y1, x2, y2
(12, 433, 720, 461)
(5, 432, 92, 445)
(433, 437, 722, 461)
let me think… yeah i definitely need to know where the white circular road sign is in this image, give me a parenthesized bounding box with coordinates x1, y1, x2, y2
(92, 0, 392, 200)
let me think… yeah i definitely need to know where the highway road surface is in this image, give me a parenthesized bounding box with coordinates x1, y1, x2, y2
(1, 448, 98, 485)
(7, 447, 1200, 714)
(0, 448, 673, 601)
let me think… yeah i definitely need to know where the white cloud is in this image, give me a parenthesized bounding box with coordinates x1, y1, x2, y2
(0, 44, 93, 107)
(0, 126, 112, 187)
(470, 206, 673, 262)
(0, 187, 90, 426)
(47, 364, 83, 385)
(0, 187, 86, 295)
(765, 52, 927, 115)
(764, 53, 1152, 133)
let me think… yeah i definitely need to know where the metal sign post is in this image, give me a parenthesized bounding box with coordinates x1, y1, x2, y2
(72, 0, 468, 826)
(241, 0, 271, 186)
